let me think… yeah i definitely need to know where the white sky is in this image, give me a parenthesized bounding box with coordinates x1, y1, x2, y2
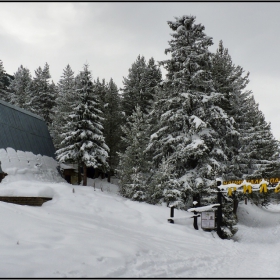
(1, 2, 280, 139)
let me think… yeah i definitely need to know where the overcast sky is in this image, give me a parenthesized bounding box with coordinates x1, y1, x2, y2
(1, 2, 280, 139)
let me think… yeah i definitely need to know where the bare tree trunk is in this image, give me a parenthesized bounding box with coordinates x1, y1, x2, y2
(107, 170, 111, 183)
(83, 163, 87, 186)
(233, 198, 239, 215)
(78, 161, 82, 185)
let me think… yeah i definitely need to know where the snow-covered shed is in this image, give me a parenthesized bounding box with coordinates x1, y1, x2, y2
(0, 100, 55, 158)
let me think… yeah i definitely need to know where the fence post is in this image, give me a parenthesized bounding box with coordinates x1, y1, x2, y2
(168, 205, 175, 223)
(216, 180, 223, 238)
(193, 194, 200, 230)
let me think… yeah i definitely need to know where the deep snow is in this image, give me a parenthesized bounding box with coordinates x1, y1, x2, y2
(0, 178, 279, 277)
(0, 149, 280, 277)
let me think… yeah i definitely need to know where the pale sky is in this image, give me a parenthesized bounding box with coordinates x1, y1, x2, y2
(1, 2, 280, 139)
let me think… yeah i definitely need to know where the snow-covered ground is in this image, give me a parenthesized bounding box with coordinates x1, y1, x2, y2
(0, 177, 279, 277)
(0, 149, 280, 277)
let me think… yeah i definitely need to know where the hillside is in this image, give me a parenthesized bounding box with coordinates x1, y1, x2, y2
(0, 175, 280, 277)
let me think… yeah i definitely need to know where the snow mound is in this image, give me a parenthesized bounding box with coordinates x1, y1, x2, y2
(0, 181, 54, 198)
(0, 148, 64, 183)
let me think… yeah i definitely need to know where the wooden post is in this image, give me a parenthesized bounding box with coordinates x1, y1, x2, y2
(193, 194, 200, 230)
(168, 205, 175, 223)
(217, 190, 223, 238)
(216, 180, 223, 238)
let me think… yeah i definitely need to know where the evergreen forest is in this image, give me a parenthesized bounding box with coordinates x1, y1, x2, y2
(1, 15, 279, 239)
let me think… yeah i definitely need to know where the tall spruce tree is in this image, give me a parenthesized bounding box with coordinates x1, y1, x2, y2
(211, 41, 250, 180)
(122, 55, 147, 117)
(211, 40, 279, 229)
(122, 55, 162, 117)
(9, 65, 32, 109)
(102, 78, 123, 181)
(211, 41, 280, 182)
(94, 78, 107, 108)
(117, 105, 151, 201)
(28, 63, 56, 125)
(0, 60, 11, 102)
(51, 64, 77, 149)
(147, 15, 236, 209)
(56, 64, 109, 186)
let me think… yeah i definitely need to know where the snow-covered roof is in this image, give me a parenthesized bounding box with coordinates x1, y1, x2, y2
(59, 163, 77, 170)
(0, 100, 56, 158)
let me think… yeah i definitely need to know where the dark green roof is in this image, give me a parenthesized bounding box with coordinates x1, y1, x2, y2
(0, 100, 56, 158)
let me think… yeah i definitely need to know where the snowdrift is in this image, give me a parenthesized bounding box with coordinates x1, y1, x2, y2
(0, 149, 280, 277)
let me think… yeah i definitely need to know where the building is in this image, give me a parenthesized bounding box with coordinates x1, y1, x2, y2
(0, 100, 56, 158)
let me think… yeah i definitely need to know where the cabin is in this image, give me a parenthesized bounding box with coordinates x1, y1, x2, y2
(0, 100, 59, 205)
(0, 100, 56, 158)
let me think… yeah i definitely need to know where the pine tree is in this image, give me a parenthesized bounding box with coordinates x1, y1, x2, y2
(56, 64, 109, 186)
(0, 60, 11, 102)
(102, 78, 123, 181)
(147, 16, 236, 210)
(122, 55, 147, 117)
(122, 55, 162, 117)
(51, 64, 77, 149)
(28, 63, 56, 125)
(8, 65, 32, 109)
(94, 78, 107, 109)
(211, 41, 280, 182)
(211, 41, 250, 180)
(117, 105, 151, 201)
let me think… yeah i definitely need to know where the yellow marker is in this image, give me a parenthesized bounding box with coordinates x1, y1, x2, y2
(260, 183, 267, 193)
(243, 185, 252, 194)
(275, 184, 280, 193)
(228, 187, 237, 196)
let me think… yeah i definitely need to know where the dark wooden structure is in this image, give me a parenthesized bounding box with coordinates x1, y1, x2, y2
(0, 196, 52, 206)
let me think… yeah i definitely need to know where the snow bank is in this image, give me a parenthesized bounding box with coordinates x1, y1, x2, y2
(0, 178, 279, 277)
(0, 181, 54, 198)
(0, 148, 64, 183)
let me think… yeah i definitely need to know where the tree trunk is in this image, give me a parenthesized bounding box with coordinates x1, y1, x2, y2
(233, 198, 238, 216)
(78, 161, 82, 185)
(83, 163, 87, 186)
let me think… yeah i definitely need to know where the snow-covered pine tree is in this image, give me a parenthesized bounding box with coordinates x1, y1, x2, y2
(102, 78, 123, 181)
(50, 64, 77, 149)
(212, 40, 280, 181)
(122, 55, 162, 117)
(147, 15, 236, 210)
(94, 78, 107, 108)
(56, 64, 109, 186)
(8, 65, 32, 109)
(211, 40, 250, 180)
(122, 55, 147, 117)
(0, 60, 12, 102)
(140, 57, 162, 113)
(27, 63, 56, 125)
(117, 105, 151, 201)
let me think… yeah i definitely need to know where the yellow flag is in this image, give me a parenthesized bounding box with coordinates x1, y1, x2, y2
(243, 185, 252, 194)
(260, 183, 267, 193)
(275, 184, 280, 193)
(228, 188, 232, 197)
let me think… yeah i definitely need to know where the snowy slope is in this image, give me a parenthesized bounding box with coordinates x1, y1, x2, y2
(0, 174, 280, 277)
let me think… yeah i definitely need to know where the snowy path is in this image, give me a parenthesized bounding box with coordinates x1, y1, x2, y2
(0, 180, 280, 277)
